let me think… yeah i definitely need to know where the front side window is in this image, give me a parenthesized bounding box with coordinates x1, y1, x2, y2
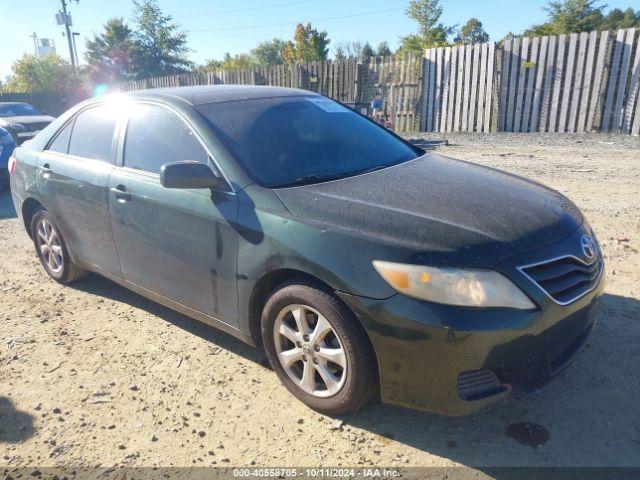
(196, 96, 420, 188)
(124, 104, 208, 174)
(68, 106, 117, 162)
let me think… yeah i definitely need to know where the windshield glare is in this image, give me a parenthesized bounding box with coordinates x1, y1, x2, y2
(0, 103, 43, 117)
(196, 96, 420, 188)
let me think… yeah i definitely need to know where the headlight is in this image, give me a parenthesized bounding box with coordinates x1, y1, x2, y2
(372, 260, 535, 309)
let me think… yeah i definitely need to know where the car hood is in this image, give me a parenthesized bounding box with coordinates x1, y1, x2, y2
(274, 153, 584, 268)
(0, 115, 55, 126)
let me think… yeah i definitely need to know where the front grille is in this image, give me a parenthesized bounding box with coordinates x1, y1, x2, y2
(520, 255, 603, 305)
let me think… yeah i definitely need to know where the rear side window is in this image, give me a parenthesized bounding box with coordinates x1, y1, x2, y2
(124, 104, 208, 174)
(68, 106, 117, 162)
(47, 121, 73, 154)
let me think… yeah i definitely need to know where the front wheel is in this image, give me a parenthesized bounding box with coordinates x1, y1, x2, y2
(31, 208, 87, 284)
(261, 281, 378, 415)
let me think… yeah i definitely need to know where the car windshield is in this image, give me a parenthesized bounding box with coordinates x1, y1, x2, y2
(196, 96, 421, 188)
(0, 103, 43, 117)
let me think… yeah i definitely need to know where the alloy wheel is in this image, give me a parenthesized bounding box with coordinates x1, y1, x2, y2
(36, 218, 64, 275)
(273, 304, 347, 398)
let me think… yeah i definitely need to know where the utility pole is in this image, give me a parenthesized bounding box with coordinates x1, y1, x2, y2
(59, 0, 76, 69)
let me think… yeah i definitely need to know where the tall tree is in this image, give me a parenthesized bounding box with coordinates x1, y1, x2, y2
(524, 0, 605, 36)
(252, 39, 286, 66)
(454, 18, 489, 44)
(282, 23, 330, 63)
(399, 0, 454, 53)
(334, 45, 346, 61)
(133, 0, 192, 76)
(361, 42, 376, 60)
(85, 18, 140, 83)
(601, 7, 640, 29)
(2, 54, 76, 93)
(376, 41, 392, 57)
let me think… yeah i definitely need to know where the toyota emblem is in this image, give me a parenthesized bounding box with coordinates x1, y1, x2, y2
(580, 235, 596, 260)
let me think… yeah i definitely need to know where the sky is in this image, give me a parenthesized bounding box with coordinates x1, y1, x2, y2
(0, 0, 635, 80)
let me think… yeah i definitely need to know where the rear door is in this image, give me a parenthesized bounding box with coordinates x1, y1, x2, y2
(36, 104, 121, 277)
(108, 102, 239, 325)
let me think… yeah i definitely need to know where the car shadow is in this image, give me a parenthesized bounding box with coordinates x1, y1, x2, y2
(65, 274, 640, 466)
(339, 292, 640, 467)
(68, 274, 268, 367)
(0, 188, 17, 219)
(0, 396, 35, 444)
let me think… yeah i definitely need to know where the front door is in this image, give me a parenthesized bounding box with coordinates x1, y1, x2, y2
(36, 105, 121, 277)
(108, 103, 239, 325)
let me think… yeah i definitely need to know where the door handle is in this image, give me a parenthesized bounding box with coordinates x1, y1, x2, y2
(110, 186, 132, 202)
(41, 163, 52, 178)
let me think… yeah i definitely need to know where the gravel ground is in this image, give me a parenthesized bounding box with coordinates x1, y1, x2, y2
(1, 133, 639, 470)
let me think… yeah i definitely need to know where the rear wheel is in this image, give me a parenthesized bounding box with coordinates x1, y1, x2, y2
(261, 281, 378, 415)
(31, 208, 87, 284)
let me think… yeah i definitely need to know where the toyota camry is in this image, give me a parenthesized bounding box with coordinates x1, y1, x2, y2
(8, 86, 604, 415)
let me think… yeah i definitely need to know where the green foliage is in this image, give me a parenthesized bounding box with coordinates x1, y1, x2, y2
(251, 39, 286, 66)
(399, 0, 454, 53)
(361, 42, 376, 60)
(199, 53, 256, 71)
(2, 54, 77, 93)
(282, 23, 330, 63)
(334, 45, 346, 61)
(454, 18, 489, 44)
(376, 42, 392, 57)
(132, 0, 192, 76)
(85, 18, 141, 83)
(525, 0, 604, 35)
(600, 7, 640, 29)
(524, 1, 640, 35)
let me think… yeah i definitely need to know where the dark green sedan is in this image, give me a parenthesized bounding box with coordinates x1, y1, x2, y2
(8, 86, 604, 416)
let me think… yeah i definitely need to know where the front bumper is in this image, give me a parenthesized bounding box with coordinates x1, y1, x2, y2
(338, 229, 605, 416)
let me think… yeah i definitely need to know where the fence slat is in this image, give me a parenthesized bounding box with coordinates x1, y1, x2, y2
(530, 36, 549, 131)
(462, 45, 472, 131)
(549, 34, 567, 132)
(506, 37, 520, 131)
(577, 31, 598, 132)
(587, 31, 610, 131)
(602, 29, 626, 131)
(514, 37, 530, 132)
(522, 36, 539, 132)
(539, 35, 556, 131)
(612, 28, 636, 132)
(476, 43, 488, 131)
(469, 43, 481, 131)
(484, 42, 496, 132)
(558, 33, 578, 132)
(499, 38, 512, 131)
(623, 31, 640, 133)
(568, 32, 588, 132)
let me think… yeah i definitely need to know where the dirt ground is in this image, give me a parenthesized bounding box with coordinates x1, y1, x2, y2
(1, 133, 639, 470)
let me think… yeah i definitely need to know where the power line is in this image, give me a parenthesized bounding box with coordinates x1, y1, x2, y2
(189, 7, 404, 33)
(179, 0, 320, 19)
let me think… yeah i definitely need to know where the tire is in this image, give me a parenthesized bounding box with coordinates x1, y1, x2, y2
(31, 208, 88, 284)
(261, 281, 378, 415)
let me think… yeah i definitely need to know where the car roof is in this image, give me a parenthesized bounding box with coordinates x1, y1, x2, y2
(121, 85, 316, 106)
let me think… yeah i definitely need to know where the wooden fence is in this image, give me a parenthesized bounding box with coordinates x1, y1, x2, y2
(423, 28, 640, 134)
(113, 55, 424, 132)
(4, 28, 638, 135)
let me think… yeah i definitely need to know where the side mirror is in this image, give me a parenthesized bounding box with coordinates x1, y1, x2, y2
(160, 161, 219, 189)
